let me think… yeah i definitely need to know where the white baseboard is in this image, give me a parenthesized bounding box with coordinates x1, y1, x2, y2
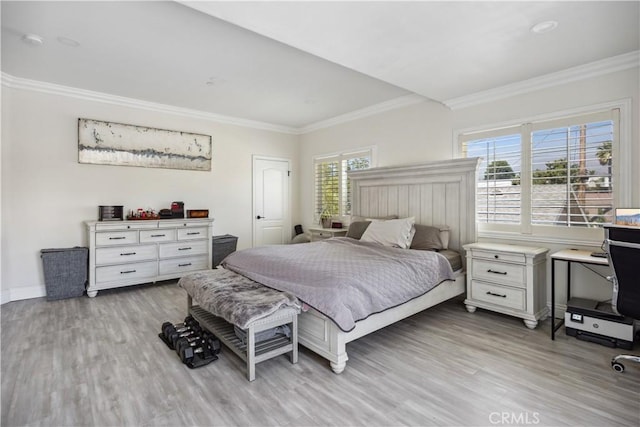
(9, 285, 46, 302)
(0, 289, 10, 305)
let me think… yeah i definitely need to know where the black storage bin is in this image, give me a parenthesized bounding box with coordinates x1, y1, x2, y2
(40, 247, 88, 300)
(212, 235, 238, 267)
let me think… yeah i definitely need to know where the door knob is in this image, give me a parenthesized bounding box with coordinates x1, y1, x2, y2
(256, 215, 264, 219)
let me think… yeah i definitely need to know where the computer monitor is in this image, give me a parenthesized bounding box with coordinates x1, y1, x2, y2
(614, 208, 640, 227)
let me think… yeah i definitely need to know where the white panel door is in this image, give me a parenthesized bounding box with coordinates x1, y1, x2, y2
(253, 157, 290, 246)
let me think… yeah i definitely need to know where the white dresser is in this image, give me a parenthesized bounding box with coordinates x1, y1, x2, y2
(85, 218, 214, 297)
(463, 242, 548, 329)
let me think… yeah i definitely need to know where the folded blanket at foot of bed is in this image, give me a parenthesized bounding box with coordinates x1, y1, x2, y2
(178, 268, 301, 329)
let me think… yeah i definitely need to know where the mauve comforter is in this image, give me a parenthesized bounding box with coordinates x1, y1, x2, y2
(222, 237, 455, 332)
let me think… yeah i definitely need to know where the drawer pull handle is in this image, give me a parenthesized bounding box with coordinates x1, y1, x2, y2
(178, 263, 192, 267)
(487, 269, 507, 275)
(186, 232, 200, 236)
(178, 247, 192, 251)
(121, 270, 136, 274)
(486, 291, 507, 298)
(109, 236, 126, 240)
(151, 234, 166, 238)
(120, 252, 137, 256)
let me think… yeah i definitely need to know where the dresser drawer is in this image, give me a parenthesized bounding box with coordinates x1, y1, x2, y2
(140, 229, 176, 243)
(96, 231, 138, 246)
(472, 250, 525, 264)
(472, 259, 526, 288)
(96, 222, 158, 231)
(470, 280, 525, 311)
(96, 261, 157, 284)
(159, 256, 208, 275)
(95, 244, 157, 265)
(177, 227, 208, 240)
(159, 240, 208, 259)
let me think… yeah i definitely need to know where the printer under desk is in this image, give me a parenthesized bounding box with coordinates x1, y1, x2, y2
(565, 297, 635, 350)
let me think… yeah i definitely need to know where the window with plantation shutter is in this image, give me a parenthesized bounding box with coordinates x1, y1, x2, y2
(460, 106, 621, 239)
(462, 132, 522, 224)
(531, 113, 614, 227)
(314, 150, 371, 220)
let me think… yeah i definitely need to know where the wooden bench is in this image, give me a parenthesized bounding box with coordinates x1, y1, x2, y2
(187, 295, 298, 381)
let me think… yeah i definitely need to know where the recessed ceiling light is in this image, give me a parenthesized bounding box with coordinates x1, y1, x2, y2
(21, 33, 44, 46)
(57, 36, 80, 47)
(531, 20, 558, 34)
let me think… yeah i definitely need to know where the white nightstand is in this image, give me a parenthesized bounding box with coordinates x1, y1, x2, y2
(463, 242, 549, 329)
(309, 227, 348, 242)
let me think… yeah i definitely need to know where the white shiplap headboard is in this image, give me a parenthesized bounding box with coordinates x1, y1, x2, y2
(349, 157, 480, 253)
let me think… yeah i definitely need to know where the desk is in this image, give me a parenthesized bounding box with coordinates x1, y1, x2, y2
(550, 249, 609, 340)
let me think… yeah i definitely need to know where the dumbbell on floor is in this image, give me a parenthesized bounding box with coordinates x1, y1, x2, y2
(176, 332, 221, 364)
(168, 324, 203, 350)
(161, 316, 198, 341)
(159, 317, 202, 350)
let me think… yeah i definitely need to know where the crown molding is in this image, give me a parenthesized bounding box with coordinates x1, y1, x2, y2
(1, 72, 299, 134)
(444, 50, 640, 110)
(298, 94, 427, 134)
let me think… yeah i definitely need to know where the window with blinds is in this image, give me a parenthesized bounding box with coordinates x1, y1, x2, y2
(314, 150, 371, 219)
(463, 133, 522, 224)
(460, 108, 618, 234)
(531, 113, 614, 227)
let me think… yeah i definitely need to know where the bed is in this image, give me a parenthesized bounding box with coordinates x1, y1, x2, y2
(186, 157, 479, 374)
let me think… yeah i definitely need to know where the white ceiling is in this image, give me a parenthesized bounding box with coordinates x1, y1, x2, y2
(2, 1, 639, 131)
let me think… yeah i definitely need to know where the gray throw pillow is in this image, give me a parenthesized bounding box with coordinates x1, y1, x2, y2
(346, 221, 372, 239)
(410, 224, 443, 251)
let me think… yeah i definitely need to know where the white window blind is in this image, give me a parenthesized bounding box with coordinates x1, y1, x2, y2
(460, 108, 618, 234)
(314, 150, 371, 219)
(531, 111, 615, 227)
(461, 129, 522, 224)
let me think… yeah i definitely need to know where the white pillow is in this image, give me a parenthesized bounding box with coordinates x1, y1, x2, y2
(360, 217, 416, 249)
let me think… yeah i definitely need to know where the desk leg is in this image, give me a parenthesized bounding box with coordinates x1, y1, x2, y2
(551, 259, 556, 340)
(567, 260, 572, 301)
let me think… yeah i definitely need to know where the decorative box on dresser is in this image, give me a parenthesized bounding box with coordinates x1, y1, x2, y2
(463, 242, 549, 329)
(85, 218, 214, 297)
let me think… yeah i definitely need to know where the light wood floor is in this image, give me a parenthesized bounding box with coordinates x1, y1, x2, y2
(2, 281, 638, 427)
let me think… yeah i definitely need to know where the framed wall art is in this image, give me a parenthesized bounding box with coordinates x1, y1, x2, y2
(78, 118, 212, 171)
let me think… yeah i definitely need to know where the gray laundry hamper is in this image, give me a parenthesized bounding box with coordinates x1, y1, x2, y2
(212, 234, 238, 267)
(40, 247, 88, 300)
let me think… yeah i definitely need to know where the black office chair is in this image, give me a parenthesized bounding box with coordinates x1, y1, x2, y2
(605, 224, 640, 372)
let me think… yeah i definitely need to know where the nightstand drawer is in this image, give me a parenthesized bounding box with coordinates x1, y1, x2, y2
(471, 280, 525, 311)
(472, 250, 525, 264)
(472, 259, 526, 288)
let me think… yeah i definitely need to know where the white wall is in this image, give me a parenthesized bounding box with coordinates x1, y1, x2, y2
(299, 100, 453, 229)
(1, 87, 299, 301)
